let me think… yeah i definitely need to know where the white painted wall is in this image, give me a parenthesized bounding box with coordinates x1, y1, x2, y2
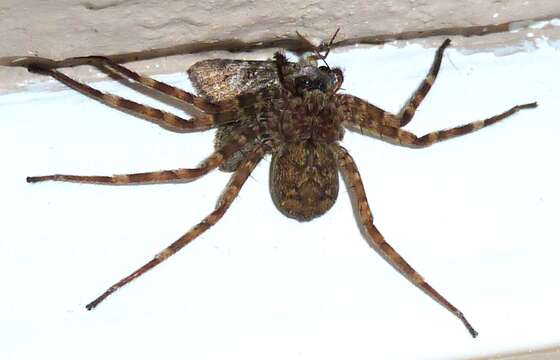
(1, 39, 559, 359)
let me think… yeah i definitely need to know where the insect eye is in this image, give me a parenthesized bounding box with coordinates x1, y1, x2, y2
(294, 76, 328, 94)
(319, 66, 329, 71)
(295, 76, 312, 87)
(294, 76, 313, 93)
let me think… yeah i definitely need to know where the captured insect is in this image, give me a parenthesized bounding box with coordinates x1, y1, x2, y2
(18, 31, 537, 338)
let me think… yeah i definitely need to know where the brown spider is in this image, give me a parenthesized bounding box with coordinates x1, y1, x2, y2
(21, 35, 537, 338)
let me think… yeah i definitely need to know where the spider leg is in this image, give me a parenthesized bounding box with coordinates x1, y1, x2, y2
(396, 39, 451, 128)
(85, 146, 265, 310)
(273, 52, 289, 88)
(26, 127, 256, 184)
(23, 56, 281, 115)
(61, 57, 278, 114)
(345, 102, 537, 147)
(27, 65, 240, 132)
(332, 144, 477, 338)
(337, 94, 397, 126)
(66, 56, 221, 113)
(336, 39, 450, 128)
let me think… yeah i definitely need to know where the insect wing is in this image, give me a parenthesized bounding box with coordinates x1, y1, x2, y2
(187, 59, 281, 102)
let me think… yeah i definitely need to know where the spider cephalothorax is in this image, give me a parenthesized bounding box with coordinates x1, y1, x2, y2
(266, 54, 345, 221)
(20, 34, 537, 338)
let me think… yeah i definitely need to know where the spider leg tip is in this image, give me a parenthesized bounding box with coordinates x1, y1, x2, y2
(26, 65, 48, 75)
(517, 101, 538, 110)
(27, 175, 56, 183)
(469, 328, 479, 338)
(457, 311, 478, 338)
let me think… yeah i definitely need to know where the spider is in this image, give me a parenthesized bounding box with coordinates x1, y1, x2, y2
(20, 33, 536, 338)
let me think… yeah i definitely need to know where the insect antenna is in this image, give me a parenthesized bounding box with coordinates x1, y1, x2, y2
(296, 28, 340, 69)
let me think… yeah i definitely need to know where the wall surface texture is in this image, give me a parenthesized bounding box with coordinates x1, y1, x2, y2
(1, 0, 559, 91)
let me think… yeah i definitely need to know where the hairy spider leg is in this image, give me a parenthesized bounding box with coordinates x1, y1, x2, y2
(337, 39, 451, 129)
(27, 66, 245, 132)
(396, 38, 451, 128)
(26, 126, 257, 184)
(68, 56, 222, 113)
(333, 144, 478, 338)
(345, 102, 537, 147)
(86, 146, 265, 310)
(273, 52, 290, 89)
(44, 56, 282, 114)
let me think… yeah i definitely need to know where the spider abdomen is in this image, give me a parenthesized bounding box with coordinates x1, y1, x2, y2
(269, 141, 338, 222)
